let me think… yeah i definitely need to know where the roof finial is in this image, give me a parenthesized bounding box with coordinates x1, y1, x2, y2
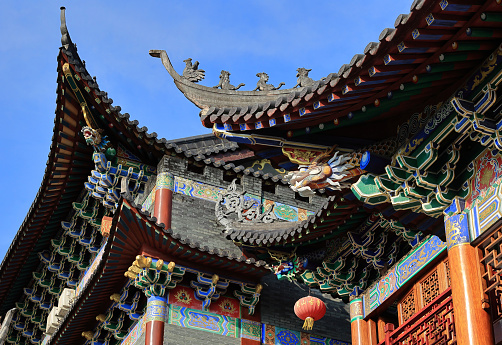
(60, 7, 70, 49)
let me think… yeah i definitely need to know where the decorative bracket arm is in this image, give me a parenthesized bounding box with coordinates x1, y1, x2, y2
(234, 283, 262, 315)
(125, 255, 186, 298)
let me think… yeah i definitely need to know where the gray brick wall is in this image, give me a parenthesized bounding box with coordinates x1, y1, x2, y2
(260, 273, 351, 343)
(171, 193, 242, 257)
(164, 324, 240, 345)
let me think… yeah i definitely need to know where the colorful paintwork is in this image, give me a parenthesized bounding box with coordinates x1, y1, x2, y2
(365, 235, 446, 315)
(141, 186, 156, 213)
(465, 149, 502, 209)
(100, 216, 112, 237)
(117, 143, 141, 162)
(276, 328, 301, 345)
(349, 298, 363, 322)
(469, 179, 502, 240)
(210, 296, 240, 318)
(141, 175, 315, 221)
(168, 285, 202, 310)
(157, 172, 174, 191)
(444, 213, 470, 250)
(168, 285, 240, 318)
(175, 176, 223, 201)
(145, 295, 167, 323)
(119, 317, 145, 345)
(261, 325, 349, 345)
(309, 336, 350, 345)
(460, 44, 502, 96)
(168, 305, 238, 337)
(241, 319, 261, 341)
(75, 243, 106, 297)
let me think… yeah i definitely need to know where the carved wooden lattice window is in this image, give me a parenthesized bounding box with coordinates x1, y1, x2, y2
(421, 269, 441, 306)
(399, 290, 416, 323)
(396, 257, 450, 326)
(444, 259, 451, 287)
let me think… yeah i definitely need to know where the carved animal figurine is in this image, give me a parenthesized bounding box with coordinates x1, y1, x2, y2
(253, 72, 285, 91)
(294, 67, 315, 88)
(285, 151, 363, 197)
(182, 58, 205, 83)
(82, 126, 109, 152)
(213, 70, 245, 90)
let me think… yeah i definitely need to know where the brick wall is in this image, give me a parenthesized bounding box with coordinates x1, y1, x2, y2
(170, 193, 242, 257)
(131, 324, 240, 345)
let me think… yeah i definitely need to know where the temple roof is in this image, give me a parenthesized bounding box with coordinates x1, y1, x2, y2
(0, 7, 286, 318)
(155, 0, 502, 148)
(47, 198, 268, 345)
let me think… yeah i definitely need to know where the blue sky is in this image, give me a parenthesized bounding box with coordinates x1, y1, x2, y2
(0, 1, 412, 259)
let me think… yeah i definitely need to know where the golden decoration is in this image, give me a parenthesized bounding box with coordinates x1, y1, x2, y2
(82, 331, 93, 340)
(167, 261, 175, 272)
(156, 259, 164, 270)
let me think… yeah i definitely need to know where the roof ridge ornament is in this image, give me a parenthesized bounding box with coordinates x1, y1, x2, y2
(182, 58, 205, 83)
(149, 49, 330, 109)
(294, 68, 315, 88)
(60, 7, 70, 49)
(254, 72, 285, 91)
(213, 70, 245, 90)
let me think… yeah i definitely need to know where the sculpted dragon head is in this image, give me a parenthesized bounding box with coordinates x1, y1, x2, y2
(82, 126, 109, 152)
(285, 151, 363, 197)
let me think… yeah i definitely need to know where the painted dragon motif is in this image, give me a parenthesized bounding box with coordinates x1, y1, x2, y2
(285, 151, 363, 197)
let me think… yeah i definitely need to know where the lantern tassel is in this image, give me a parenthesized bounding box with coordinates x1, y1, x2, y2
(302, 317, 314, 330)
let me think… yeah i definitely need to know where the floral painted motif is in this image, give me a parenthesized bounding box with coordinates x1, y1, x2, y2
(277, 330, 300, 345)
(466, 149, 502, 208)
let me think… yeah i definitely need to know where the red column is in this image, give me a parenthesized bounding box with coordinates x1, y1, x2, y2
(445, 212, 494, 345)
(153, 172, 174, 228)
(350, 297, 369, 345)
(367, 319, 377, 345)
(144, 295, 167, 345)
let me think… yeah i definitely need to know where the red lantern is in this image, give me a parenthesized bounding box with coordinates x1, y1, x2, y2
(294, 296, 326, 330)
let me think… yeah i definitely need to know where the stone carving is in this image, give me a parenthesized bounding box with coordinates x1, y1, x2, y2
(254, 72, 285, 91)
(182, 58, 205, 83)
(285, 151, 363, 197)
(215, 180, 277, 227)
(294, 68, 315, 88)
(151, 50, 315, 109)
(213, 70, 245, 90)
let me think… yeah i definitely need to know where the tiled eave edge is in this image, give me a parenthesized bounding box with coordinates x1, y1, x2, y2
(60, 47, 287, 184)
(0, 62, 94, 315)
(47, 197, 270, 344)
(201, 0, 501, 134)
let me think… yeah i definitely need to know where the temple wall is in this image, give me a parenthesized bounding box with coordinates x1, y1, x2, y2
(260, 274, 351, 343)
(170, 193, 242, 257)
(129, 325, 240, 345)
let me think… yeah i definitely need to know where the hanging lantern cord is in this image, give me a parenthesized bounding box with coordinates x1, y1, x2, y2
(303, 317, 315, 330)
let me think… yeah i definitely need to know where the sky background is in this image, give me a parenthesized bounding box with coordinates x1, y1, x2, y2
(0, 1, 412, 260)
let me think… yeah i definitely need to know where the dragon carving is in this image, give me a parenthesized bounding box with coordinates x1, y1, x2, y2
(285, 151, 363, 197)
(82, 126, 110, 152)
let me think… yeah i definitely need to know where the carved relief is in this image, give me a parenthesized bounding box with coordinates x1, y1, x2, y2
(215, 180, 277, 227)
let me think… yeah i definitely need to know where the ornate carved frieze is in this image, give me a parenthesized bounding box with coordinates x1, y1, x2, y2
(215, 180, 277, 227)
